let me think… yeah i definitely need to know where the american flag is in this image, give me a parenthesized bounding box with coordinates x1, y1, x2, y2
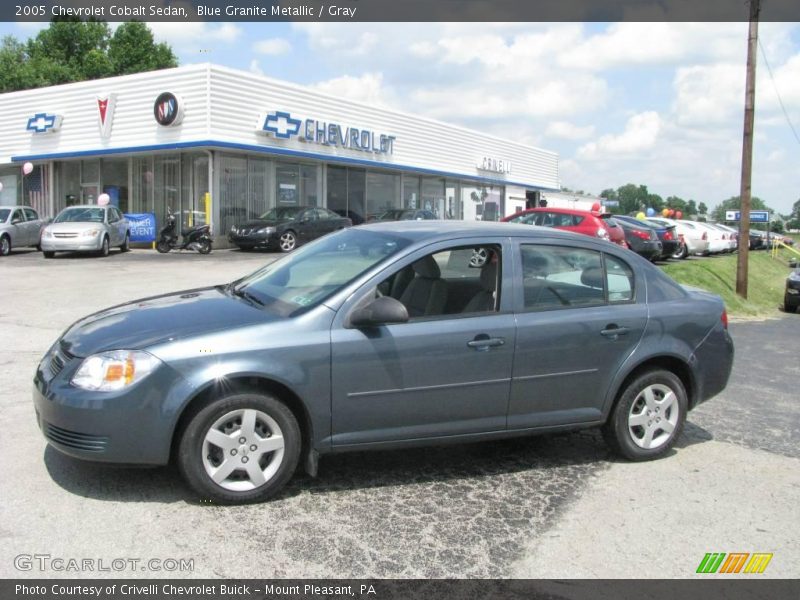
(25, 165, 48, 216)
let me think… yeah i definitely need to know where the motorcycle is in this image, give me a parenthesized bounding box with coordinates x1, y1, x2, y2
(156, 207, 213, 254)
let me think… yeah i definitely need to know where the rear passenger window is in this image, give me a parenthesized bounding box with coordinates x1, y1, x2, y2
(605, 255, 634, 303)
(24, 208, 38, 221)
(521, 245, 605, 310)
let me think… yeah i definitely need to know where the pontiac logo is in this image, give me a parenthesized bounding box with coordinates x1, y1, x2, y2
(97, 93, 117, 138)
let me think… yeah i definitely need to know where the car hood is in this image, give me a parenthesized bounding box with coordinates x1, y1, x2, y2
(47, 221, 104, 233)
(60, 286, 279, 357)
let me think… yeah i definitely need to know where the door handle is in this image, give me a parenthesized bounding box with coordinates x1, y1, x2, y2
(467, 335, 505, 351)
(600, 325, 630, 338)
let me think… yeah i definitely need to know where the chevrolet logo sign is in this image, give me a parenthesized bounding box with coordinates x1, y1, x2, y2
(27, 112, 63, 134)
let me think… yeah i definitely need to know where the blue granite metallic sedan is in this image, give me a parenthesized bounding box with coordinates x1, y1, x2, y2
(34, 222, 733, 503)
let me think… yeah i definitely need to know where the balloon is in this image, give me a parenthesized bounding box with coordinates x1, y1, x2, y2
(97, 193, 110, 206)
(22, 162, 33, 175)
(591, 202, 601, 212)
(636, 212, 646, 220)
(646, 207, 655, 217)
(666, 209, 674, 217)
(675, 211, 683, 219)
(662, 208, 670, 217)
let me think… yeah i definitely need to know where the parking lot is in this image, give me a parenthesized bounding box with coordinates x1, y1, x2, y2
(1, 247, 798, 579)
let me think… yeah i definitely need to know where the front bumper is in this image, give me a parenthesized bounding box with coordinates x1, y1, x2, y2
(785, 280, 800, 307)
(41, 236, 103, 252)
(33, 344, 188, 465)
(228, 232, 276, 249)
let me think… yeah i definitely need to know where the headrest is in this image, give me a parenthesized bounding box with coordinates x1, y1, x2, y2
(413, 255, 441, 279)
(480, 260, 497, 291)
(580, 266, 604, 289)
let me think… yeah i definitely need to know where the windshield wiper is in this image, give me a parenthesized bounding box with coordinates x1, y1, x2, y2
(231, 287, 265, 307)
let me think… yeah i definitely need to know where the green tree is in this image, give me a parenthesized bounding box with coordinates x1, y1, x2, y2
(0, 17, 177, 92)
(616, 183, 649, 215)
(770, 221, 784, 233)
(698, 202, 708, 215)
(686, 199, 697, 215)
(791, 198, 800, 220)
(710, 196, 772, 223)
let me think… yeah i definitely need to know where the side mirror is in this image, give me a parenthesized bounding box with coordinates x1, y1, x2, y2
(349, 296, 409, 328)
(11, 218, 22, 225)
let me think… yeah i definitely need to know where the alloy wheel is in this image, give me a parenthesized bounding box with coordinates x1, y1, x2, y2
(627, 383, 680, 449)
(279, 232, 296, 252)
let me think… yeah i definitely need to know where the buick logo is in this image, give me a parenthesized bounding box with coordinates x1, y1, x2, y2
(154, 92, 184, 127)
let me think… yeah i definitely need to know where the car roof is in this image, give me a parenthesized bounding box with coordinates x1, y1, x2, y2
(357, 220, 585, 243)
(59, 205, 108, 210)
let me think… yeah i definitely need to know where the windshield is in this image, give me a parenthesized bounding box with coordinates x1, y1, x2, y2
(54, 207, 105, 223)
(258, 207, 303, 221)
(233, 228, 413, 316)
(0, 209, 10, 222)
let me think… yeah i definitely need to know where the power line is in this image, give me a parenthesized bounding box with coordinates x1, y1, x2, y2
(758, 38, 800, 146)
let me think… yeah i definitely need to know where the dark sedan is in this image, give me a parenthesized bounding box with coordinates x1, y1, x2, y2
(614, 215, 679, 259)
(371, 208, 437, 221)
(614, 217, 663, 261)
(34, 222, 733, 504)
(228, 206, 351, 252)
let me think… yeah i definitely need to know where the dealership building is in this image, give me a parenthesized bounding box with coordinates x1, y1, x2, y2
(0, 63, 560, 244)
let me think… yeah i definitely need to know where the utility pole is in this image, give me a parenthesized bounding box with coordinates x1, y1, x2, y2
(736, 0, 760, 298)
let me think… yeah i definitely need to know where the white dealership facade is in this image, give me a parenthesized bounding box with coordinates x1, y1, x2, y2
(0, 63, 560, 244)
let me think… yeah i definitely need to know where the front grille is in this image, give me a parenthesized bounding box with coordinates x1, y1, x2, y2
(44, 422, 109, 453)
(53, 233, 78, 238)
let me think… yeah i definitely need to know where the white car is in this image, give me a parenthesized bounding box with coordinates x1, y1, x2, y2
(709, 223, 738, 252)
(41, 205, 130, 258)
(683, 221, 728, 255)
(650, 218, 711, 258)
(0, 205, 47, 256)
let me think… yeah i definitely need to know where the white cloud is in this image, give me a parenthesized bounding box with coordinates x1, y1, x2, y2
(146, 22, 243, 56)
(310, 73, 389, 107)
(545, 121, 596, 140)
(253, 38, 291, 56)
(578, 112, 662, 159)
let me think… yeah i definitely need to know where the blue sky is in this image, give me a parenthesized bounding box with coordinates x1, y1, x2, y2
(3, 21, 800, 214)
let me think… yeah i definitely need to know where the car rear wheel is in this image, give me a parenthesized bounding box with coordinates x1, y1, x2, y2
(279, 231, 297, 253)
(43, 251, 55, 259)
(120, 233, 130, 252)
(672, 242, 688, 260)
(602, 369, 687, 461)
(177, 391, 301, 504)
(0, 235, 10, 256)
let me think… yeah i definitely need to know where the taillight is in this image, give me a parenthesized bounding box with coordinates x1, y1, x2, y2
(721, 309, 728, 329)
(702, 231, 707, 241)
(630, 229, 650, 240)
(597, 227, 609, 239)
(664, 231, 673, 240)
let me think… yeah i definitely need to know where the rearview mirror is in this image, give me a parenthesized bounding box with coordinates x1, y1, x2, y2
(349, 296, 409, 328)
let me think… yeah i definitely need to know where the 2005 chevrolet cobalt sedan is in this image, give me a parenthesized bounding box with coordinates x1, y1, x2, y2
(34, 222, 733, 504)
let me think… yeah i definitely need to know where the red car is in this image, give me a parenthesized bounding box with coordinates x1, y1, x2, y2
(501, 207, 628, 248)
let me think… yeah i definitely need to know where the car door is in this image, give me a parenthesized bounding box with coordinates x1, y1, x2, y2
(113, 208, 127, 241)
(315, 208, 343, 236)
(329, 238, 517, 447)
(294, 209, 316, 243)
(9, 208, 26, 247)
(508, 240, 648, 429)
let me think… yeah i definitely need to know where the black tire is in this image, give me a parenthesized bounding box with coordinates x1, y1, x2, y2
(0, 235, 10, 256)
(198, 239, 212, 255)
(602, 369, 687, 461)
(672, 243, 688, 260)
(156, 240, 171, 254)
(784, 296, 798, 314)
(278, 230, 297, 253)
(98, 236, 109, 257)
(177, 391, 301, 504)
(43, 251, 55, 259)
(120, 232, 130, 252)
(238, 246, 253, 252)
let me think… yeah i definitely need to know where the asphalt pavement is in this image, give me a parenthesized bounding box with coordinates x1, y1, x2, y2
(0, 247, 797, 578)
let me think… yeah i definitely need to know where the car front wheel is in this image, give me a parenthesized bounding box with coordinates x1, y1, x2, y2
(177, 391, 301, 504)
(602, 369, 687, 461)
(0, 235, 10, 256)
(99, 236, 109, 257)
(279, 231, 297, 253)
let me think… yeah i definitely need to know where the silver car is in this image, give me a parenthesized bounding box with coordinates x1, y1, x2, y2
(41, 205, 130, 258)
(0, 205, 46, 256)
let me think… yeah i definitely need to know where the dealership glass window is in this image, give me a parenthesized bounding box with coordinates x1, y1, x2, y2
(57, 161, 81, 210)
(326, 165, 348, 219)
(247, 157, 270, 220)
(421, 177, 445, 218)
(130, 157, 154, 217)
(80, 159, 101, 203)
(219, 154, 248, 234)
(102, 158, 129, 213)
(366, 171, 401, 220)
(300, 164, 319, 206)
(347, 168, 366, 225)
(154, 154, 180, 229)
(179, 153, 210, 229)
(402, 175, 420, 209)
(0, 167, 18, 205)
(276, 162, 300, 206)
(445, 180, 461, 220)
(460, 183, 504, 222)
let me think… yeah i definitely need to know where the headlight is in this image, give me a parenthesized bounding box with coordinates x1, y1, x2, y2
(789, 272, 800, 281)
(80, 229, 100, 237)
(71, 350, 162, 392)
(43, 229, 53, 238)
(257, 227, 275, 235)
